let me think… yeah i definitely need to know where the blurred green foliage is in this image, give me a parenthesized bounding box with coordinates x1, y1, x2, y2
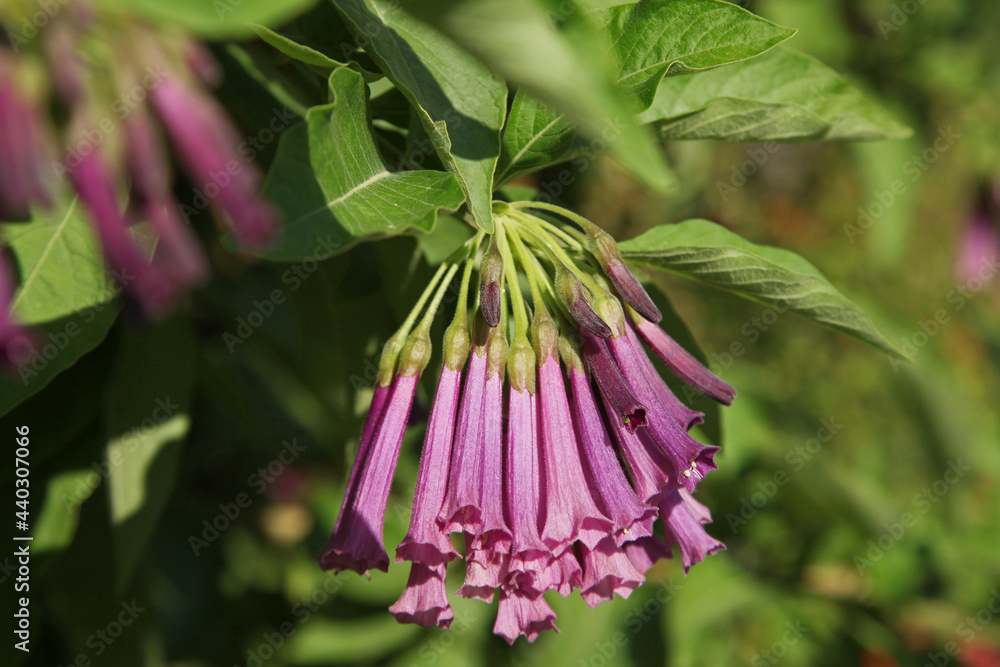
(3, 1, 999, 666)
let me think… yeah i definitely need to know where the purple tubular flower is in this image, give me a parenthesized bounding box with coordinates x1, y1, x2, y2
(396, 365, 461, 567)
(624, 536, 673, 576)
(150, 77, 276, 248)
(0, 57, 52, 219)
(503, 372, 552, 593)
(580, 537, 644, 609)
(458, 331, 512, 598)
(631, 313, 736, 405)
(601, 331, 719, 493)
(538, 355, 614, 551)
(659, 489, 725, 573)
(389, 562, 454, 629)
(601, 391, 676, 503)
(557, 267, 613, 339)
(318, 373, 418, 575)
(124, 112, 208, 292)
(0, 255, 35, 368)
(580, 333, 646, 431)
(69, 151, 179, 317)
(567, 364, 656, 546)
(493, 589, 558, 644)
(624, 322, 703, 430)
(438, 346, 488, 534)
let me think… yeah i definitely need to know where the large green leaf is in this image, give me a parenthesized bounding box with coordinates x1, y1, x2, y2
(105, 315, 196, 594)
(495, 0, 793, 186)
(1, 198, 120, 414)
(620, 220, 904, 359)
(402, 0, 672, 193)
(334, 0, 507, 234)
(259, 67, 466, 261)
(6, 197, 115, 324)
(639, 46, 912, 141)
(93, 0, 318, 39)
(601, 0, 795, 110)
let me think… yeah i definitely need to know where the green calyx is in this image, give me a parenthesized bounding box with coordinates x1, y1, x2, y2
(531, 308, 559, 362)
(376, 330, 407, 387)
(559, 335, 585, 373)
(508, 334, 536, 393)
(443, 315, 471, 372)
(398, 328, 432, 378)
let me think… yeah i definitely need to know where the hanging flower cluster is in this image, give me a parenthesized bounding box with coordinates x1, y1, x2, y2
(318, 201, 735, 643)
(1, 4, 275, 365)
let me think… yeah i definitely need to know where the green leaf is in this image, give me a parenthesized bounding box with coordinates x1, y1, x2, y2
(601, 0, 796, 110)
(639, 46, 912, 141)
(251, 24, 344, 69)
(415, 214, 474, 265)
(0, 198, 120, 415)
(401, 0, 672, 193)
(93, 0, 318, 39)
(334, 0, 507, 234)
(495, 0, 791, 187)
(620, 220, 904, 359)
(258, 67, 466, 261)
(5, 197, 116, 325)
(106, 315, 197, 594)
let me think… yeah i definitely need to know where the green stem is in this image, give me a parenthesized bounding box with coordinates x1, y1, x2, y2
(415, 262, 461, 333)
(496, 217, 529, 335)
(509, 210, 605, 296)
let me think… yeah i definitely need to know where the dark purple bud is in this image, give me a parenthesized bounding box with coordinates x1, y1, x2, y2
(579, 332, 647, 431)
(556, 266, 612, 338)
(589, 229, 661, 322)
(479, 236, 503, 327)
(150, 77, 276, 248)
(183, 39, 223, 87)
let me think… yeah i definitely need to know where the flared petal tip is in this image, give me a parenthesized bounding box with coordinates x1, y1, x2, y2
(494, 592, 559, 644)
(389, 606, 454, 630)
(395, 540, 459, 568)
(317, 548, 388, 577)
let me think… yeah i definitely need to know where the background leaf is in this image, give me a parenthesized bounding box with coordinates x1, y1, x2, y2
(105, 315, 197, 594)
(258, 67, 467, 261)
(93, 0, 318, 39)
(402, 0, 673, 193)
(600, 0, 796, 110)
(620, 220, 904, 359)
(639, 46, 912, 141)
(334, 0, 507, 234)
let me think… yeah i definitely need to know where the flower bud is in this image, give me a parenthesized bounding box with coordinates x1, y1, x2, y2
(589, 227, 661, 323)
(555, 265, 612, 338)
(479, 235, 503, 328)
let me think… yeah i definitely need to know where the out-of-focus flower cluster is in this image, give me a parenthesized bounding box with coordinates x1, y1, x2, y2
(1, 2, 276, 366)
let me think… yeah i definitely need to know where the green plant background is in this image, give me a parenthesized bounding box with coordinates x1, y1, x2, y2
(2, 0, 999, 666)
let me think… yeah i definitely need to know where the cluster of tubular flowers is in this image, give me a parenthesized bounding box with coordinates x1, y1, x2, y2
(0, 6, 275, 365)
(319, 201, 736, 643)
